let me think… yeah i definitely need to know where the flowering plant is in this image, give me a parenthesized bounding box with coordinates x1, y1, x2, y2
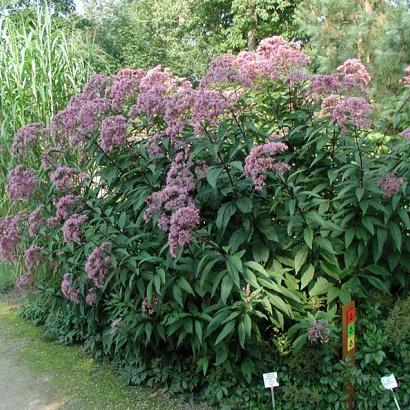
(1, 37, 409, 399)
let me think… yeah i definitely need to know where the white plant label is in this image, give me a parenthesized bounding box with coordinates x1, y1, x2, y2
(263, 372, 279, 388)
(381, 374, 398, 390)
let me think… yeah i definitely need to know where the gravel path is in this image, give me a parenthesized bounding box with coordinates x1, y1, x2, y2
(0, 332, 62, 410)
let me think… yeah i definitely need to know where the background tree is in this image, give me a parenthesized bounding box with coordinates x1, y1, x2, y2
(295, 0, 410, 101)
(84, 0, 301, 78)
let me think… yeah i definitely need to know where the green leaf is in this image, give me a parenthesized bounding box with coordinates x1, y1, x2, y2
(300, 264, 315, 290)
(236, 197, 253, 213)
(229, 229, 248, 252)
(356, 187, 364, 202)
(398, 209, 410, 228)
(221, 275, 233, 304)
(172, 284, 183, 307)
(215, 321, 235, 345)
(294, 246, 309, 274)
(216, 202, 236, 233)
(118, 212, 127, 229)
(303, 227, 313, 249)
(195, 321, 203, 345)
(389, 222, 401, 252)
(309, 277, 332, 296)
(252, 242, 269, 263)
(178, 277, 194, 295)
(238, 321, 246, 348)
(206, 167, 222, 189)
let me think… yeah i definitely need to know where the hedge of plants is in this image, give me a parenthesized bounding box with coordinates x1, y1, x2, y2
(1, 36, 410, 409)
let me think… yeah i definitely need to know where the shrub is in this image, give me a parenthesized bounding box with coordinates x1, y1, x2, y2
(1, 36, 410, 408)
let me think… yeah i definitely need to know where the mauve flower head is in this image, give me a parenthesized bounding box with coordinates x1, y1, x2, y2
(85, 242, 111, 288)
(131, 65, 177, 119)
(6, 165, 36, 201)
(336, 58, 371, 88)
(332, 97, 372, 132)
(191, 88, 234, 135)
(284, 71, 309, 87)
(50, 104, 81, 146)
(168, 205, 200, 257)
(16, 272, 33, 293)
(54, 195, 82, 220)
(85, 288, 97, 306)
(144, 149, 196, 225)
(194, 161, 209, 179)
(100, 115, 128, 153)
(308, 320, 331, 343)
(256, 36, 310, 74)
(320, 94, 343, 116)
(78, 98, 111, 135)
(11, 123, 44, 159)
(62, 213, 88, 243)
(200, 54, 253, 88)
(61, 273, 80, 304)
(82, 73, 111, 100)
(50, 167, 83, 191)
(400, 66, 410, 85)
(47, 216, 60, 228)
(142, 297, 158, 316)
(244, 141, 289, 190)
(147, 133, 164, 158)
(24, 244, 41, 273)
(378, 174, 404, 197)
(164, 80, 195, 138)
(0, 215, 22, 262)
(107, 68, 144, 110)
(400, 128, 410, 140)
(28, 205, 44, 237)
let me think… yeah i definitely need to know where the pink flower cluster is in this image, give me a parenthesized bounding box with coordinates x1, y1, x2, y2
(131, 66, 177, 119)
(0, 215, 22, 262)
(144, 149, 200, 256)
(55, 195, 82, 220)
(332, 97, 372, 132)
(6, 165, 37, 201)
(24, 244, 41, 273)
(78, 98, 111, 135)
(18, 244, 41, 293)
(336, 58, 371, 88)
(28, 206, 44, 237)
(107, 68, 144, 110)
(400, 128, 410, 140)
(201, 36, 309, 89)
(61, 273, 80, 303)
(378, 174, 404, 197)
(244, 140, 289, 190)
(169, 206, 200, 257)
(142, 297, 158, 315)
(85, 288, 97, 305)
(62, 214, 88, 243)
(400, 66, 410, 85)
(85, 242, 111, 288)
(11, 123, 44, 159)
(16, 273, 33, 293)
(100, 115, 128, 152)
(191, 89, 235, 135)
(50, 73, 110, 145)
(50, 167, 87, 191)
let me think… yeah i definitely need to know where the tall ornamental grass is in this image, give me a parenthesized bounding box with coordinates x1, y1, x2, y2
(0, 6, 92, 284)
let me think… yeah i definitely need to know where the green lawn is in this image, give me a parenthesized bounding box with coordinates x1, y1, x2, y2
(0, 296, 203, 410)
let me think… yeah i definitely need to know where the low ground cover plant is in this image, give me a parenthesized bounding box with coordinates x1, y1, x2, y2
(1, 36, 410, 408)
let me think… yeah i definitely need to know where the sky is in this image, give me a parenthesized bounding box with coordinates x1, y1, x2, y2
(74, 0, 84, 15)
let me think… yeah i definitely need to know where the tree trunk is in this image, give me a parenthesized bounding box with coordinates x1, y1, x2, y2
(247, 0, 258, 51)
